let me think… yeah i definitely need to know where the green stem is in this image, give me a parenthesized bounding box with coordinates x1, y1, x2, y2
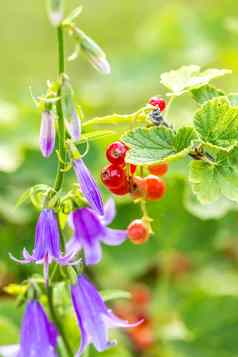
(47, 286, 73, 357)
(54, 26, 66, 192)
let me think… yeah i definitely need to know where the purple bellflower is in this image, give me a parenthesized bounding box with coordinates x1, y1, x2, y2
(0, 300, 58, 357)
(73, 158, 104, 216)
(67, 198, 127, 265)
(10, 209, 79, 281)
(71, 275, 142, 356)
(39, 110, 56, 158)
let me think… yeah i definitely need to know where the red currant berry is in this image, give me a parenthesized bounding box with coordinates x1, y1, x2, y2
(148, 97, 166, 112)
(106, 141, 128, 165)
(143, 175, 166, 200)
(101, 164, 126, 188)
(148, 162, 168, 176)
(130, 164, 137, 175)
(128, 219, 150, 244)
(109, 178, 129, 195)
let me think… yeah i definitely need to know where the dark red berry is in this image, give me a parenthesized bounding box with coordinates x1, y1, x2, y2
(148, 97, 166, 112)
(106, 141, 128, 165)
(148, 162, 168, 176)
(101, 164, 126, 188)
(130, 164, 137, 175)
(143, 175, 166, 200)
(128, 219, 150, 244)
(109, 179, 129, 195)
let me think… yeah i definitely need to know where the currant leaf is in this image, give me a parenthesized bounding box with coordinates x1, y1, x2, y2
(189, 146, 238, 204)
(194, 97, 238, 151)
(191, 85, 224, 105)
(160, 65, 231, 96)
(122, 126, 198, 165)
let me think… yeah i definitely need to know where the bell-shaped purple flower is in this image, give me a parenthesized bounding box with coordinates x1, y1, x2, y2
(39, 111, 56, 158)
(73, 158, 104, 216)
(10, 209, 79, 281)
(71, 275, 142, 356)
(0, 300, 58, 357)
(67, 198, 127, 265)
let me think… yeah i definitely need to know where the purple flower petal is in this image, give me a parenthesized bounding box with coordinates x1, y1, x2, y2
(39, 111, 55, 158)
(10, 209, 78, 282)
(100, 228, 128, 246)
(101, 198, 116, 226)
(71, 275, 141, 355)
(18, 300, 58, 357)
(73, 159, 104, 215)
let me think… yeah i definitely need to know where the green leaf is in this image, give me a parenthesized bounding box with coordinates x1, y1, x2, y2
(100, 289, 131, 302)
(122, 126, 197, 165)
(194, 97, 238, 150)
(160, 65, 231, 96)
(184, 186, 236, 220)
(189, 146, 238, 204)
(191, 85, 224, 105)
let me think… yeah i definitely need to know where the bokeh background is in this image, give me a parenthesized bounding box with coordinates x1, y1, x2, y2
(1, 0, 238, 356)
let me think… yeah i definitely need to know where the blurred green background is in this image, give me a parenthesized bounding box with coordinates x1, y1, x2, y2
(1, 0, 238, 356)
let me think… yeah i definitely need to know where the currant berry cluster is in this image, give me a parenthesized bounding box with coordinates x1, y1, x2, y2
(101, 141, 130, 195)
(101, 97, 169, 245)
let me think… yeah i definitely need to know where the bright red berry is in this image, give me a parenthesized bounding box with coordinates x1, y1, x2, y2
(109, 178, 129, 195)
(128, 219, 150, 244)
(130, 164, 137, 175)
(101, 164, 126, 188)
(148, 97, 166, 112)
(148, 162, 168, 176)
(143, 175, 166, 200)
(106, 141, 128, 165)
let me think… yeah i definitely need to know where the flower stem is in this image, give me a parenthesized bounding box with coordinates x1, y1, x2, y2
(47, 286, 74, 357)
(54, 25, 66, 192)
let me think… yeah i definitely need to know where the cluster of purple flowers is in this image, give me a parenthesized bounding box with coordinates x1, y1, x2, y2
(4, 136, 140, 355)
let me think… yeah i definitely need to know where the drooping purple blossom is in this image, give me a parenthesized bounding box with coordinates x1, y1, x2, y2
(71, 275, 142, 356)
(10, 209, 79, 281)
(0, 300, 58, 357)
(39, 111, 56, 158)
(73, 158, 104, 216)
(67, 198, 127, 265)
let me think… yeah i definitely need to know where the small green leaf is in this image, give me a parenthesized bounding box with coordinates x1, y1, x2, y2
(189, 146, 238, 204)
(122, 126, 197, 165)
(194, 97, 238, 150)
(64, 6, 83, 23)
(191, 85, 224, 105)
(100, 289, 131, 302)
(160, 65, 231, 96)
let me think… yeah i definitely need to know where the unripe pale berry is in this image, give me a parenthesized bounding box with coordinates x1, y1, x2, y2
(128, 219, 150, 244)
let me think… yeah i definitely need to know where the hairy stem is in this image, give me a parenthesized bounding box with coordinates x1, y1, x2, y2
(47, 286, 73, 357)
(54, 26, 66, 192)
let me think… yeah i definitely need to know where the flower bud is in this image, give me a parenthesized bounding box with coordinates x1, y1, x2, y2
(47, 0, 64, 27)
(39, 111, 56, 158)
(74, 28, 111, 75)
(62, 79, 81, 142)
